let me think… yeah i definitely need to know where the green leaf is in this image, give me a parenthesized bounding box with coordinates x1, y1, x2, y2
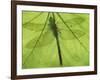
(22, 11, 89, 68)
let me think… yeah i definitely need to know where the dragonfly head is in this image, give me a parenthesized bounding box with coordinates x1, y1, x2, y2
(49, 17, 55, 23)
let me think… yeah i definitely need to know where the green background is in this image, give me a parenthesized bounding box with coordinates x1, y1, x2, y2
(22, 11, 89, 69)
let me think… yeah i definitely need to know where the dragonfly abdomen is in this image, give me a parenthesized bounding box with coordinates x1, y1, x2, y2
(49, 15, 63, 66)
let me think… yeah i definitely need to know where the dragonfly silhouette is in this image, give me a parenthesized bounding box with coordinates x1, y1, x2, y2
(22, 12, 88, 66)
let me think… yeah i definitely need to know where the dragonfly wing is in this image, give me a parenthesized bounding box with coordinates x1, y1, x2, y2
(57, 17, 85, 26)
(59, 29, 86, 40)
(23, 23, 47, 31)
(55, 13, 89, 30)
(22, 12, 48, 31)
(25, 29, 55, 48)
(65, 17, 85, 27)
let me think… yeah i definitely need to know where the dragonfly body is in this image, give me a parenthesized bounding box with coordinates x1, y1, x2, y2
(49, 16, 58, 38)
(49, 13, 63, 66)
